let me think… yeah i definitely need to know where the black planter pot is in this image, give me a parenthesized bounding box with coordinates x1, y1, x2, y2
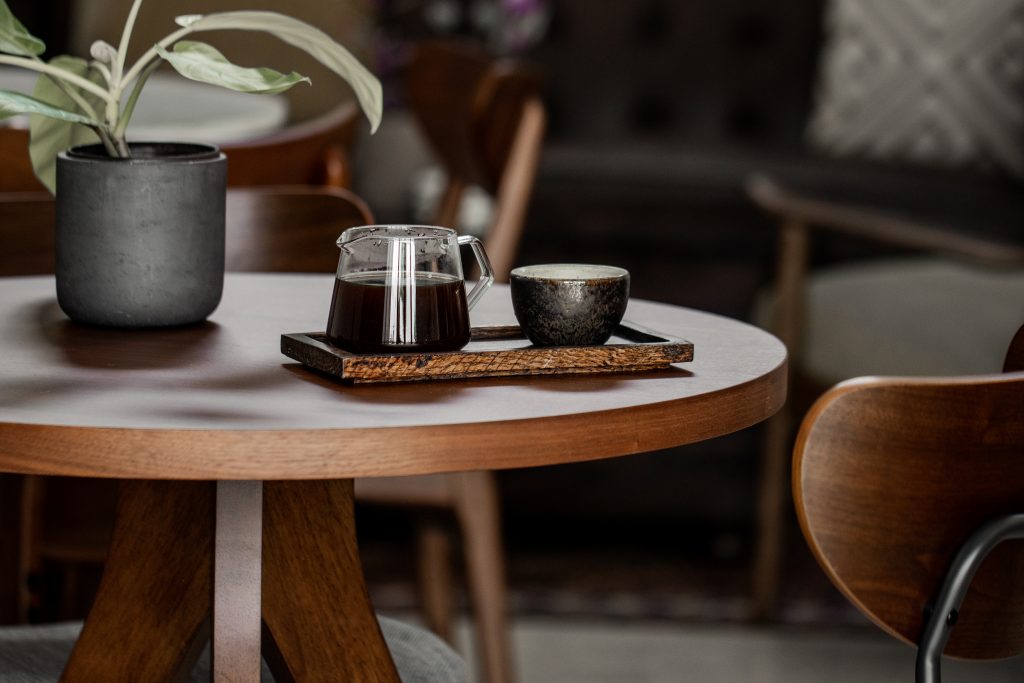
(55, 142, 227, 328)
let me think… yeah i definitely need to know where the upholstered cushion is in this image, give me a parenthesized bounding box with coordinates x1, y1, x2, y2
(807, 0, 1024, 178)
(0, 617, 468, 682)
(796, 258, 1024, 382)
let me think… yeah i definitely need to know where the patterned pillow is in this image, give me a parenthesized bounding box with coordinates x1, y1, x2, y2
(806, 0, 1024, 178)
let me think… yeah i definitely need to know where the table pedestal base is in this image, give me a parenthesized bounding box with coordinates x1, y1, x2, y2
(61, 479, 399, 682)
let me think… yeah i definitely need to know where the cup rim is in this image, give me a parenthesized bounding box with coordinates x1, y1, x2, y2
(510, 263, 630, 282)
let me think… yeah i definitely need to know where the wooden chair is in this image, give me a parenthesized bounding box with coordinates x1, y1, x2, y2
(222, 102, 359, 189)
(403, 40, 546, 280)
(793, 325, 1024, 682)
(746, 169, 1024, 618)
(0, 129, 44, 192)
(0, 100, 359, 193)
(352, 41, 545, 683)
(0, 187, 372, 625)
(739, 0, 1024, 619)
(746, 167, 1024, 619)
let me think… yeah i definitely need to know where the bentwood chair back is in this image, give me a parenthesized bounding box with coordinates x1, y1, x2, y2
(406, 39, 546, 282)
(0, 129, 44, 192)
(0, 187, 372, 625)
(352, 41, 545, 683)
(222, 102, 359, 189)
(793, 326, 1024, 681)
(0, 187, 370, 275)
(0, 101, 359, 194)
(224, 186, 372, 271)
(0, 193, 54, 274)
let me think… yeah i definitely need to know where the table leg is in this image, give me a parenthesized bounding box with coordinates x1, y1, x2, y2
(213, 480, 263, 682)
(61, 480, 213, 683)
(262, 479, 400, 682)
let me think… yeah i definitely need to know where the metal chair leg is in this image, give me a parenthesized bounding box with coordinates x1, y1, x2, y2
(916, 513, 1024, 683)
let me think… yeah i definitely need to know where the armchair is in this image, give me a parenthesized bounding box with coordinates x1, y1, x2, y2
(747, 0, 1024, 617)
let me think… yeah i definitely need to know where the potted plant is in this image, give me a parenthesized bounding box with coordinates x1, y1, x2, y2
(0, 0, 381, 327)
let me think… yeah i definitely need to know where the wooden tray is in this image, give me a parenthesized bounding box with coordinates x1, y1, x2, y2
(281, 322, 693, 384)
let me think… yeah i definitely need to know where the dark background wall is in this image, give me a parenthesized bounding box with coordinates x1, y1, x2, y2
(8, 0, 71, 57)
(498, 0, 824, 536)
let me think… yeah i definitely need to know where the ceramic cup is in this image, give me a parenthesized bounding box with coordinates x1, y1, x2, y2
(510, 264, 630, 346)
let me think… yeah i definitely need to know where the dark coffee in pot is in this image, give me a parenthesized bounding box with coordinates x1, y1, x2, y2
(326, 272, 471, 353)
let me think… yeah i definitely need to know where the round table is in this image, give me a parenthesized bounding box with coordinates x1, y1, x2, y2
(0, 273, 786, 681)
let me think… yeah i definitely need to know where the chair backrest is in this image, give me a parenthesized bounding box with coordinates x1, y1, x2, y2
(0, 103, 359, 194)
(1005, 324, 1024, 372)
(793, 352, 1024, 659)
(0, 129, 45, 193)
(221, 102, 359, 189)
(0, 193, 55, 275)
(405, 40, 546, 282)
(0, 187, 373, 277)
(224, 186, 372, 273)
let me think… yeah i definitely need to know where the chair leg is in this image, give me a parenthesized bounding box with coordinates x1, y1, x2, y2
(751, 216, 809, 620)
(416, 520, 456, 643)
(751, 409, 793, 619)
(0, 474, 32, 624)
(453, 471, 514, 683)
(916, 514, 1024, 683)
(58, 565, 80, 621)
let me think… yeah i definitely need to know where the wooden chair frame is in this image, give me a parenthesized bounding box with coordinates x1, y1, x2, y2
(0, 101, 359, 194)
(793, 315, 1024, 677)
(354, 40, 545, 683)
(747, 172, 1024, 619)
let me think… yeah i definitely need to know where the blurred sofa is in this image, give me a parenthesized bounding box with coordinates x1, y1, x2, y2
(507, 0, 1024, 535)
(500, 0, 825, 531)
(519, 0, 825, 319)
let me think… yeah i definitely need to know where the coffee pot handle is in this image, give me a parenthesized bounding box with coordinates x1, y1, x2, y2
(457, 235, 494, 311)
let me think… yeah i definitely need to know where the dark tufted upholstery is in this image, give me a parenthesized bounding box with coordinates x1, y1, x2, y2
(508, 0, 1024, 532)
(499, 0, 826, 527)
(533, 0, 822, 146)
(518, 0, 827, 325)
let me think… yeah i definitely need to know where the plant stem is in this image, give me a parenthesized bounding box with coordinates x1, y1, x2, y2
(0, 56, 113, 102)
(120, 25, 192, 90)
(112, 0, 146, 87)
(94, 126, 120, 157)
(113, 56, 160, 139)
(29, 55, 101, 123)
(91, 60, 112, 85)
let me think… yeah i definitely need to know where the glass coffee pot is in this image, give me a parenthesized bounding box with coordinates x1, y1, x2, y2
(326, 225, 494, 353)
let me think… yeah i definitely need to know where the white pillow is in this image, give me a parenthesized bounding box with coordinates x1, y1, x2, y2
(806, 0, 1024, 178)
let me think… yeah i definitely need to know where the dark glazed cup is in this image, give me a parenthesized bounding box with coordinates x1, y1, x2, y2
(510, 264, 630, 346)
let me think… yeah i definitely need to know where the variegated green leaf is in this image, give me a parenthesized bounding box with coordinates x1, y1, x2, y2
(29, 56, 105, 194)
(175, 11, 382, 133)
(157, 41, 310, 95)
(0, 89, 96, 123)
(0, 0, 44, 56)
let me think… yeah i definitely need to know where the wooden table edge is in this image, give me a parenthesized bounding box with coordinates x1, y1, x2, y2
(0, 357, 786, 480)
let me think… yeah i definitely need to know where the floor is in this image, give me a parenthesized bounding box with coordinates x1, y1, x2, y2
(363, 507, 1024, 683)
(21, 466, 1023, 682)
(449, 616, 1024, 683)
